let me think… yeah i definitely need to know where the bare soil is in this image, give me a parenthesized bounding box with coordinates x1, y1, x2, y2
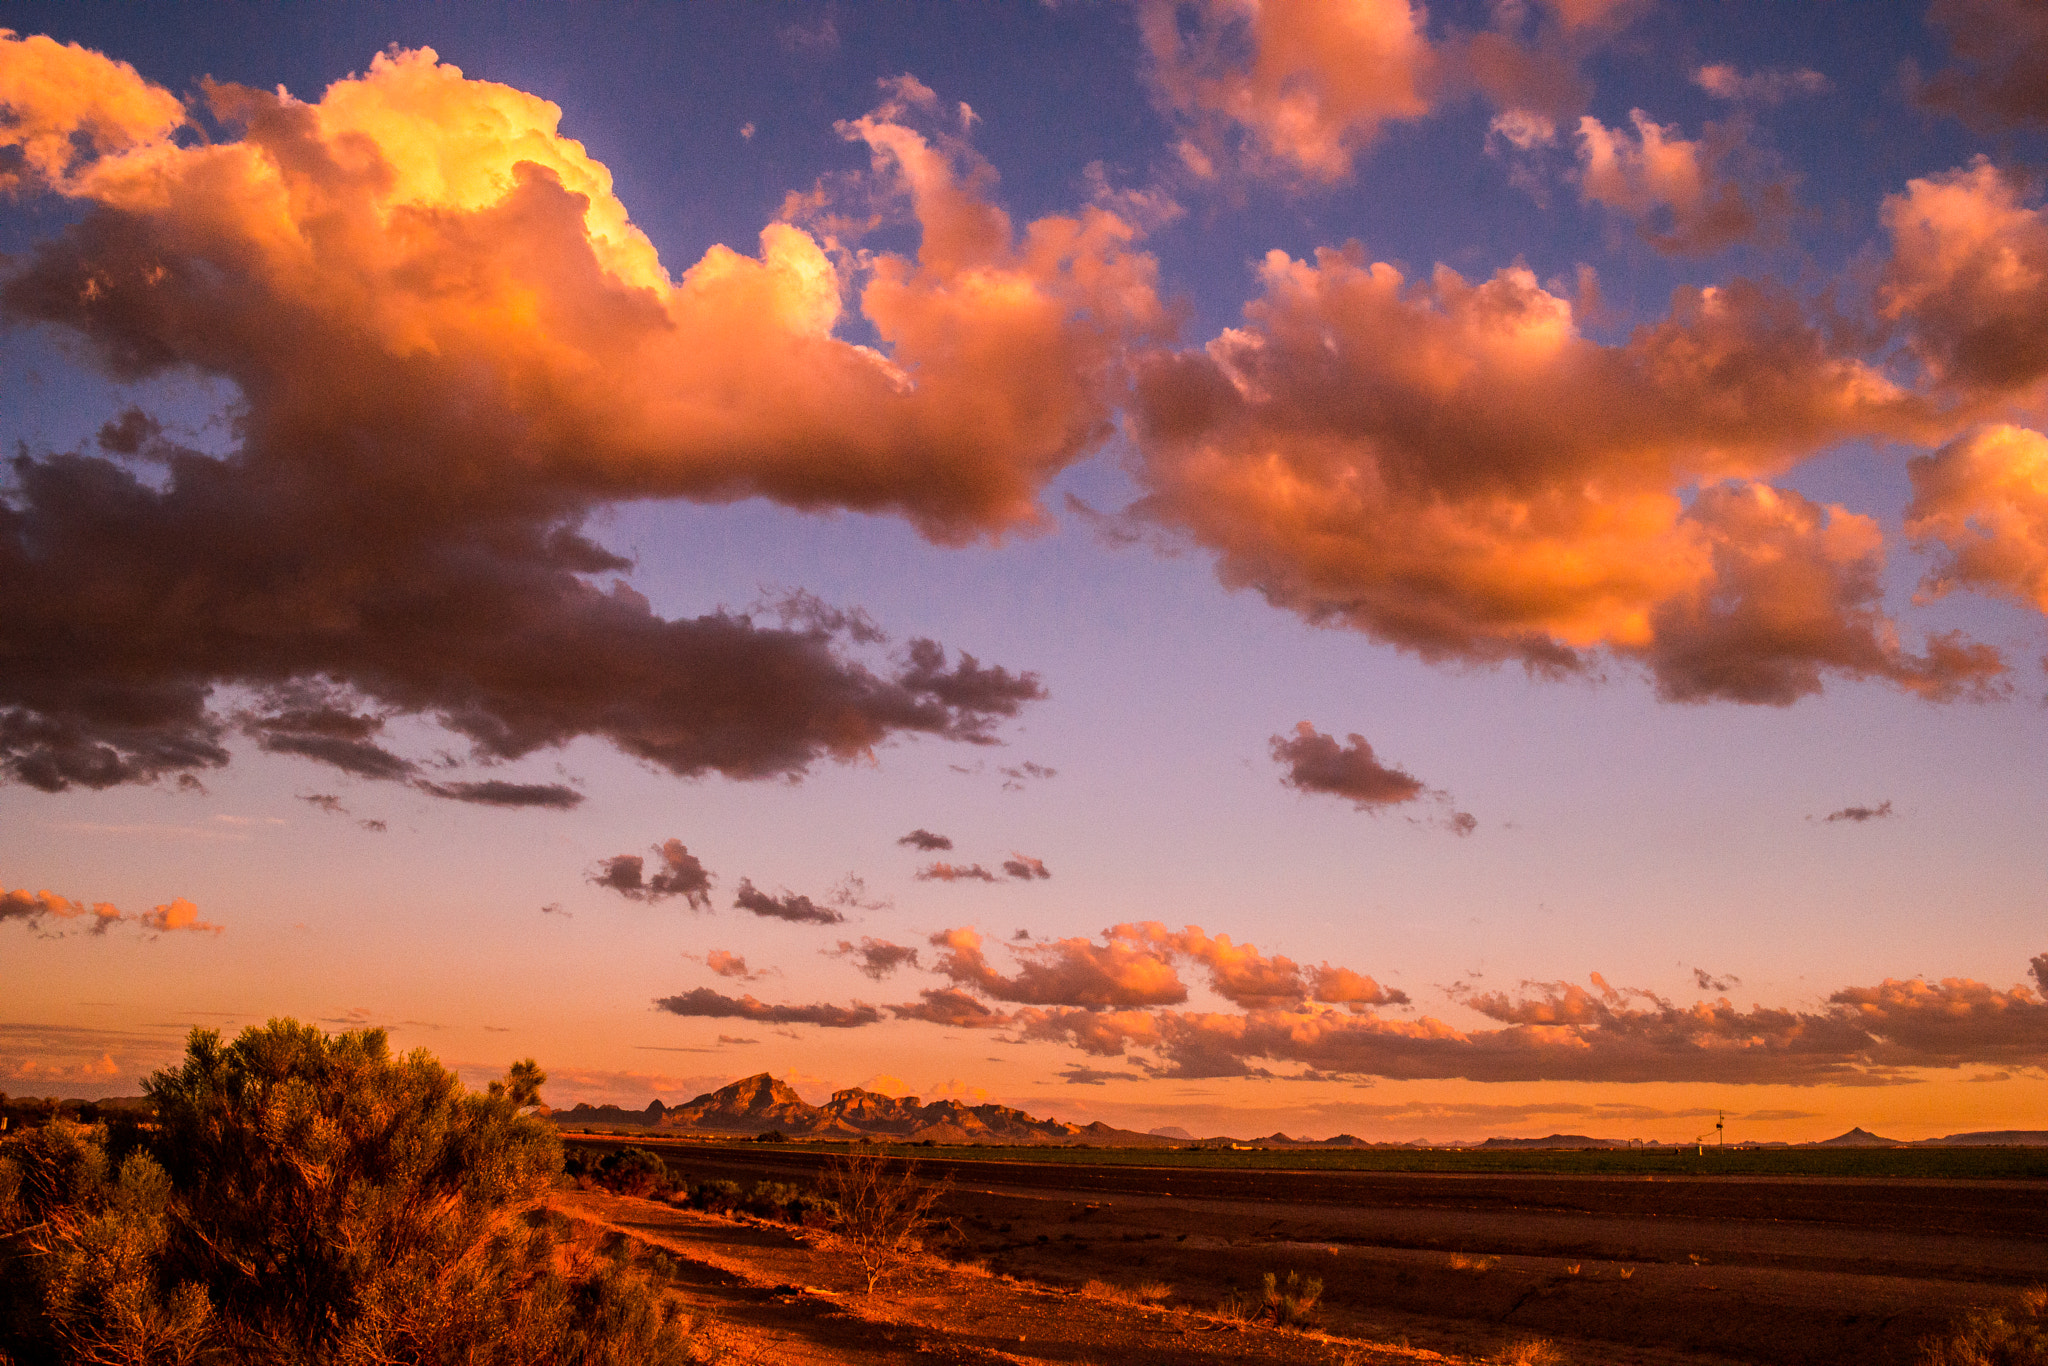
(560, 1189, 1463, 1366)
(567, 1139, 2048, 1365)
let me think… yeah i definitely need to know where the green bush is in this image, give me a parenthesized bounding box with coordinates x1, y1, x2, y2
(0, 1019, 706, 1365)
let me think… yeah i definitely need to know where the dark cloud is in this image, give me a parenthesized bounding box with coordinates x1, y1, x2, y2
(1002, 854, 1051, 881)
(0, 61, 1062, 804)
(1692, 968, 1738, 992)
(241, 691, 413, 781)
(889, 988, 1010, 1029)
(827, 937, 923, 979)
(590, 855, 649, 897)
(1271, 723, 1425, 809)
(1057, 1065, 1148, 1085)
(540, 902, 571, 917)
(999, 760, 1056, 790)
(732, 878, 844, 925)
(414, 779, 583, 809)
(1823, 800, 1893, 823)
(897, 828, 954, 851)
(653, 987, 879, 1028)
(1916, 0, 2048, 130)
(916, 861, 998, 883)
(604, 839, 715, 909)
(299, 793, 346, 814)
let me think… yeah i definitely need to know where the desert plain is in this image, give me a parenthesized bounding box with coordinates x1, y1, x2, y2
(559, 1136, 2048, 1365)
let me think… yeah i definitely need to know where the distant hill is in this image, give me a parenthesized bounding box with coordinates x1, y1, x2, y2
(1476, 1134, 1629, 1150)
(553, 1073, 1175, 1146)
(1913, 1130, 2048, 1147)
(1147, 1125, 1195, 1140)
(1814, 1127, 1904, 1147)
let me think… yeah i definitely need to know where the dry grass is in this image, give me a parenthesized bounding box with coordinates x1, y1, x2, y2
(1920, 1285, 2048, 1366)
(1448, 1253, 1499, 1272)
(1489, 1338, 1563, 1366)
(1080, 1278, 1173, 1308)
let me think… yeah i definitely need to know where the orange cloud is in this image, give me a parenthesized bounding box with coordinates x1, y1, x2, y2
(1130, 243, 1987, 702)
(1576, 110, 1794, 254)
(1, 43, 1118, 794)
(137, 897, 222, 935)
(1138, 0, 1434, 183)
(1880, 159, 2048, 402)
(0, 29, 185, 192)
(929, 926, 1188, 1007)
(1015, 955, 2048, 1085)
(1907, 424, 2048, 614)
(2, 886, 214, 934)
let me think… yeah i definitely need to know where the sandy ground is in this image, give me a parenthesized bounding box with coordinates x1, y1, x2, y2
(563, 1142, 2048, 1365)
(559, 1189, 1476, 1366)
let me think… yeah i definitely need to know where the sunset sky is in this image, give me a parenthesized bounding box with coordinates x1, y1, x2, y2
(4, 1, 2047, 1144)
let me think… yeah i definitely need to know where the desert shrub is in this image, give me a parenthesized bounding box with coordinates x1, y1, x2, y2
(813, 1144, 950, 1294)
(603, 1147, 672, 1199)
(1489, 1339, 1563, 1366)
(687, 1179, 744, 1214)
(1923, 1287, 2048, 1366)
(0, 1019, 706, 1365)
(741, 1181, 809, 1222)
(1262, 1269, 1322, 1326)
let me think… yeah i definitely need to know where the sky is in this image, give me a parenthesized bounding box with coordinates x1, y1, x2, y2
(3, 0, 2046, 1144)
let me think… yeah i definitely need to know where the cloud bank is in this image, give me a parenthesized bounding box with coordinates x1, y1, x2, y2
(0, 38, 1110, 799)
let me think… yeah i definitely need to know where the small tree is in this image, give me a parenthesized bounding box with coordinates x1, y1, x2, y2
(814, 1144, 950, 1295)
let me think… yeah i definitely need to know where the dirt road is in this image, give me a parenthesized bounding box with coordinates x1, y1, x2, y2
(573, 1140, 2048, 1365)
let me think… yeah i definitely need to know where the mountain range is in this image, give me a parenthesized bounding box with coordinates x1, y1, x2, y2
(543, 1078, 2048, 1148)
(549, 1073, 1173, 1145)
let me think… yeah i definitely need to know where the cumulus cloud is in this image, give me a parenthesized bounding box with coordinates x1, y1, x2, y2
(1270, 723, 1424, 809)
(732, 878, 844, 925)
(827, 936, 923, 979)
(1879, 160, 2048, 403)
(929, 926, 1189, 1007)
(1576, 110, 1794, 254)
(897, 828, 953, 851)
(653, 987, 879, 1028)
(0, 40, 1158, 799)
(1823, 801, 1893, 823)
(1908, 425, 2048, 613)
(1643, 483, 2001, 705)
(916, 861, 998, 883)
(1916, 0, 2048, 130)
(590, 839, 715, 909)
(1692, 65, 1830, 103)
(2, 886, 217, 935)
(1137, 0, 1435, 184)
(1129, 242, 1997, 704)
